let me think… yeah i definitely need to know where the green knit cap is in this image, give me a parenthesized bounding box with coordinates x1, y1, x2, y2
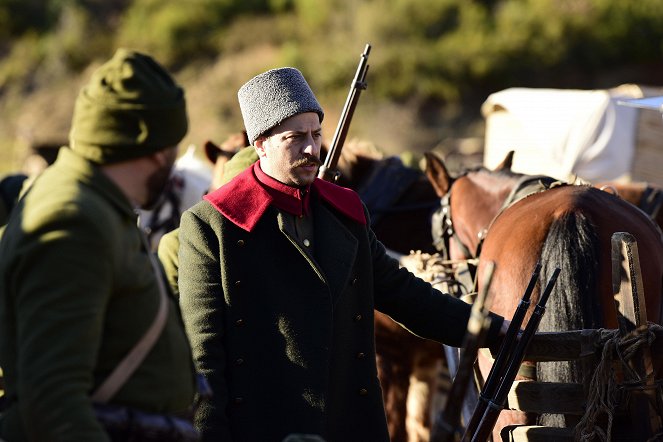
(69, 48, 188, 164)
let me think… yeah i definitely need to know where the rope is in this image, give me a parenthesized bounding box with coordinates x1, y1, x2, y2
(575, 323, 663, 442)
(398, 251, 478, 296)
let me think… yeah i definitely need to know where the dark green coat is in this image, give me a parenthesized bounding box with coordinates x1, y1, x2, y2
(178, 178, 503, 442)
(0, 148, 195, 441)
(0, 173, 28, 227)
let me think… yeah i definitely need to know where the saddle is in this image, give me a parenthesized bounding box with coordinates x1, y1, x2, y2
(357, 156, 421, 226)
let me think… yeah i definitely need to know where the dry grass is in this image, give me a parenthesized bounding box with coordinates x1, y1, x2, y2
(0, 43, 469, 175)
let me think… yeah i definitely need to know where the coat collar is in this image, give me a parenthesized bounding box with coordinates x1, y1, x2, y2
(56, 148, 137, 221)
(253, 162, 312, 217)
(204, 162, 366, 231)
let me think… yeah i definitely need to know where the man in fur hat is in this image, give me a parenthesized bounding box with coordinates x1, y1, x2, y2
(178, 67, 508, 441)
(0, 49, 196, 441)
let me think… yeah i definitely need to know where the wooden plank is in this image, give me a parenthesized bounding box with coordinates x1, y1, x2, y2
(611, 232, 662, 437)
(506, 328, 663, 362)
(505, 423, 656, 442)
(507, 381, 585, 414)
(519, 329, 600, 362)
(503, 425, 574, 442)
(611, 232, 647, 333)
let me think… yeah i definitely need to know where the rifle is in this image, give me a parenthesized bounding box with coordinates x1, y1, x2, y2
(461, 262, 542, 441)
(431, 261, 495, 442)
(317, 43, 371, 182)
(469, 267, 561, 442)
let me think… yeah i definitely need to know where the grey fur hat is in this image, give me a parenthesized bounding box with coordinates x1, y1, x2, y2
(238, 67, 324, 144)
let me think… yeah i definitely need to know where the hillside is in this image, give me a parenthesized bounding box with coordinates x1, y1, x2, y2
(1, 0, 663, 174)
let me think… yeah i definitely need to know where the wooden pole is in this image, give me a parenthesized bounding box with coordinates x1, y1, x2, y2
(611, 232, 662, 438)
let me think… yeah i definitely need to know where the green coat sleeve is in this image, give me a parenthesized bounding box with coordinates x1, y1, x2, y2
(368, 214, 504, 348)
(157, 227, 181, 298)
(178, 206, 233, 440)
(10, 206, 112, 441)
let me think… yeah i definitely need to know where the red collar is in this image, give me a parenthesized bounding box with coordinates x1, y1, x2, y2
(253, 162, 312, 217)
(204, 162, 366, 232)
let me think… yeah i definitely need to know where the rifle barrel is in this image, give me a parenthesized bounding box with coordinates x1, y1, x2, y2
(462, 262, 542, 441)
(318, 43, 371, 181)
(470, 268, 560, 442)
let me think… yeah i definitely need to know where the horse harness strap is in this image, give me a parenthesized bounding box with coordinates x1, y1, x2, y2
(357, 156, 427, 226)
(498, 175, 561, 215)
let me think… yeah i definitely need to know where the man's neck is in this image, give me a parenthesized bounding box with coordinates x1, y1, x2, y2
(254, 163, 312, 217)
(100, 159, 149, 208)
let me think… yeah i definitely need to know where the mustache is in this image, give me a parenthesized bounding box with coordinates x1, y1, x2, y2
(292, 155, 322, 167)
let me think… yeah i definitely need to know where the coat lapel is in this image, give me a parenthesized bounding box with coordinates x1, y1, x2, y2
(277, 212, 328, 285)
(276, 197, 358, 306)
(311, 201, 358, 305)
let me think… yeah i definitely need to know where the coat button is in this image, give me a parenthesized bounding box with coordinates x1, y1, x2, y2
(354, 314, 362, 322)
(233, 397, 243, 404)
(303, 238, 311, 247)
(235, 280, 241, 287)
(356, 352, 365, 359)
(352, 277, 359, 286)
(358, 388, 368, 396)
(236, 358, 244, 365)
(237, 239, 245, 246)
(235, 319, 244, 327)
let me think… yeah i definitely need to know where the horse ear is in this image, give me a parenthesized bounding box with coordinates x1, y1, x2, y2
(423, 151, 453, 197)
(495, 150, 514, 171)
(204, 140, 221, 164)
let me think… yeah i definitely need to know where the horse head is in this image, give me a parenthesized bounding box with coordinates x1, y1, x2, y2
(423, 150, 518, 261)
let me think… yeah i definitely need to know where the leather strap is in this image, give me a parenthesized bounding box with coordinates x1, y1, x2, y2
(91, 226, 169, 403)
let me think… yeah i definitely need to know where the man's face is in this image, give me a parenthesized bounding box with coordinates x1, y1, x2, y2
(143, 146, 178, 210)
(255, 112, 322, 187)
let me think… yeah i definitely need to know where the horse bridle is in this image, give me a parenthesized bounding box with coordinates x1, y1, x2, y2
(430, 179, 482, 296)
(431, 174, 562, 292)
(432, 190, 478, 261)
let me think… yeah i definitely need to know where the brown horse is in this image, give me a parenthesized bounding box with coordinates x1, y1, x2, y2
(595, 181, 663, 233)
(335, 144, 440, 257)
(424, 151, 663, 437)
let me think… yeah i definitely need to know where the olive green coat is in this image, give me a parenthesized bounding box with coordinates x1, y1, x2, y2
(0, 148, 195, 441)
(178, 188, 503, 441)
(157, 145, 259, 298)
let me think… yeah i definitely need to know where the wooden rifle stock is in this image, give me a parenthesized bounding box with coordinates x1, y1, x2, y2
(461, 262, 542, 441)
(470, 267, 561, 442)
(431, 261, 495, 442)
(317, 43, 371, 182)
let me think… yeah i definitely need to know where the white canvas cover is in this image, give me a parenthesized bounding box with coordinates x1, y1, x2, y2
(482, 85, 644, 183)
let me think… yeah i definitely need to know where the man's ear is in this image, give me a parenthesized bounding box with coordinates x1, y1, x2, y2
(150, 146, 177, 167)
(254, 137, 267, 158)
